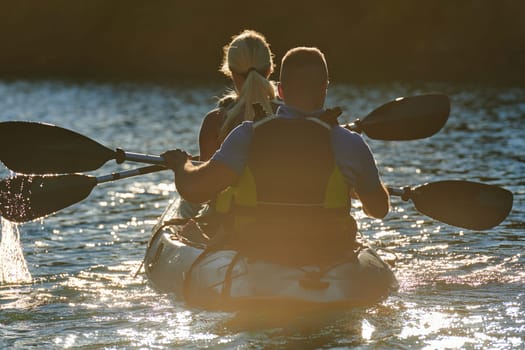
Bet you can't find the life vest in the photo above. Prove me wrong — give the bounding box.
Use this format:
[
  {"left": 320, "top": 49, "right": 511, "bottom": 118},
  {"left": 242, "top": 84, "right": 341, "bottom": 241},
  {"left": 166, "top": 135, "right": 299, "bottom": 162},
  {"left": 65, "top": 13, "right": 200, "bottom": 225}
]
[{"left": 215, "top": 116, "right": 356, "bottom": 264}]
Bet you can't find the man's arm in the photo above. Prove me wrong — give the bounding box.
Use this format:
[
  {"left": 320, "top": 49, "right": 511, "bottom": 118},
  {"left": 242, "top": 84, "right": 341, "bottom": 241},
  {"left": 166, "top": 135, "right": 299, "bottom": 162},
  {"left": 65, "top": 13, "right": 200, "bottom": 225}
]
[
  {"left": 333, "top": 127, "right": 390, "bottom": 219},
  {"left": 355, "top": 183, "right": 390, "bottom": 219},
  {"left": 163, "top": 149, "right": 239, "bottom": 203}
]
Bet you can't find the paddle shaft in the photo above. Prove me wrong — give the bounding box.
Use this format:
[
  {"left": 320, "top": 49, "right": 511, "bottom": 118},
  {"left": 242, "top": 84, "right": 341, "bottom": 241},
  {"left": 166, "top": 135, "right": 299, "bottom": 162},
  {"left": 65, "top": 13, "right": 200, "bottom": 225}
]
[
  {"left": 387, "top": 187, "right": 404, "bottom": 197},
  {"left": 96, "top": 164, "right": 167, "bottom": 184},
  {"left": 116, "top": 151, "right": 165, "bottom": 166},
  {"left": 97, "top": 159, "right": 203, "bottom": 184}
]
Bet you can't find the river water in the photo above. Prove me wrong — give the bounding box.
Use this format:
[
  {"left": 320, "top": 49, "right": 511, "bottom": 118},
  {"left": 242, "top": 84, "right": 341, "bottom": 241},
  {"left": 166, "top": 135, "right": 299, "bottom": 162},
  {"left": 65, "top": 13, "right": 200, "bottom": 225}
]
[{"left": 0, "top": 80, "right": 523, "bottom": 349}]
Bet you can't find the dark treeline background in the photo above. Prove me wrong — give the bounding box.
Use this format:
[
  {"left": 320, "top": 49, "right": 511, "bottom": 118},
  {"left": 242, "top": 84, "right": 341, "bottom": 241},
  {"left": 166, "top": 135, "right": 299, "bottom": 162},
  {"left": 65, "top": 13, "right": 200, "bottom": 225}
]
[{"left": 1, "top": 0, "right": 524, "bottom": 85}]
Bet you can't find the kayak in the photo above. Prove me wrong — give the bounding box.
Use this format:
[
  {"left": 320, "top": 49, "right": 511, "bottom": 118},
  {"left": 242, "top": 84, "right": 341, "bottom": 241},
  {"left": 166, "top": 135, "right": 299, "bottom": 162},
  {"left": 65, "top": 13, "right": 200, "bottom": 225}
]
[{"left": 144, "top": 199, "right": 398, "bottom": 310}]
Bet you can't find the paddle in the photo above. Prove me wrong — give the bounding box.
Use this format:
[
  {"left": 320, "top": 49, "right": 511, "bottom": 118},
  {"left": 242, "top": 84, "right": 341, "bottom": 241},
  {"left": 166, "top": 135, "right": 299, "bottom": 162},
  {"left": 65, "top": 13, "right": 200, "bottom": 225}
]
[
  {"left": 0, "top": 165, "right": 512, "bottom": 230},
  {"left": 389, "top": 181, "right": 513, "bottom": 231},
  {"left": 0, "top": 165, "right": 166, "bottom": 223},
  {"left": 0, "top": 94, "right": 449, "bottom": 174},
  {"left": 0, "top": 121, "right": 165, "bottom": 174},
  {"left": 343, "top": 93, "right": 450, "bottom": 140}
]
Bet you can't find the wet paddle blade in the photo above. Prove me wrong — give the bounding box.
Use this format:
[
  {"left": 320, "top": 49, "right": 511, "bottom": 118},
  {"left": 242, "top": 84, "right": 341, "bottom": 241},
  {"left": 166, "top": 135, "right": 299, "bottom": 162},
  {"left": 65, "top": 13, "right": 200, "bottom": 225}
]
[
  {"left": 410, "top": 180, "right": 513, "bottom": 230},
  {"left": 360, "top": 94, "right": 450, "bottom": 140},
  {"left": 0, "top": 174, "right": 97, "bottom": 222},
  {"left": 0, "top": 121, "right": 116, "bottom": 173}
]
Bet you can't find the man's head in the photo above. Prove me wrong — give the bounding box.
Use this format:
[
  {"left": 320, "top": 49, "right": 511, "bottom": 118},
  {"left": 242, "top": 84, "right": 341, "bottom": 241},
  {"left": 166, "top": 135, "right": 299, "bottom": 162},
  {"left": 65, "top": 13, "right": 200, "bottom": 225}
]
[{"left": 278, "top": 47, "right": 329, "bottom": 112}]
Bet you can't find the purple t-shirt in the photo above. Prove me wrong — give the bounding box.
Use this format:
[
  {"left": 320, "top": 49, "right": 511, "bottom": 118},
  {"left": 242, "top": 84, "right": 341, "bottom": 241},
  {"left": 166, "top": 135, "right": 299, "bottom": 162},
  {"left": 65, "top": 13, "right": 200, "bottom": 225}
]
[{"left": 211, "top": 105, "right": 382, "bottom": 194}]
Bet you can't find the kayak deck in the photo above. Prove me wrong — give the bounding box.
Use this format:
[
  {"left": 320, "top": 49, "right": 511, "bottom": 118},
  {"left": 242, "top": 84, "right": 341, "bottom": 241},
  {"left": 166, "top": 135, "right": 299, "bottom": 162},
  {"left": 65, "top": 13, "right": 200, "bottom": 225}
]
[{"left": 144, "top": 199, "right": 398, "bottom": 310}]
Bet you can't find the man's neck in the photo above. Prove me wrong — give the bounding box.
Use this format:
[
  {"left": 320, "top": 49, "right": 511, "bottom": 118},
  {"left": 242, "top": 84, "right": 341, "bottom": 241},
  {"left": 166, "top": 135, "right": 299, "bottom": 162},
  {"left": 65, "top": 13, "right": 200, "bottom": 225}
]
[
  {"left": 283, "top": 99, "right": 323, "bottom": 113},
  {"left": 278, "top": 104, "right": 324, "bottom": 118}
]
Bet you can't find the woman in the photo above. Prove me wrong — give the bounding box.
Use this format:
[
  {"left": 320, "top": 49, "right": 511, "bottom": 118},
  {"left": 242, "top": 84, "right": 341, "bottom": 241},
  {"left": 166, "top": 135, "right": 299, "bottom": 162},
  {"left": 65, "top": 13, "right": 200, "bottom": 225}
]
[
  {"left": 199, "top": 29, "right": 279, "bottom": 161},
  {"left": 176, "top": 30, "right": 278, "bottom": 220}
]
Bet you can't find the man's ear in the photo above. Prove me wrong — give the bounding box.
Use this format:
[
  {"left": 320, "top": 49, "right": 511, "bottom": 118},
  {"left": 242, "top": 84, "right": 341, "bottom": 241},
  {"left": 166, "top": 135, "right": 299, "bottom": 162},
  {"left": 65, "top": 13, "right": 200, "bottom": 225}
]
[{"left": 277, "top": 82, "right": 284, "bottom": 100}]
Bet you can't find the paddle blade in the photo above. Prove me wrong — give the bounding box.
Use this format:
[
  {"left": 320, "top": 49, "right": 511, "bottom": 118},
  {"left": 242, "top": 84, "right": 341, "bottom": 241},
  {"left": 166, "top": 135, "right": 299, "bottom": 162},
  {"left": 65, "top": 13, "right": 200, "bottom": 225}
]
[
  {"left": 0, "top": 121, "right": 116, "bottom": 173},
  {"left": 0, "top": 174, "right": 97, "bottom": 222},
  {"left": 358, "top": 94, "right": 450, "bottom": 140},
  {"left": 409, "top": 180, "right": 513, "bottom": 230}
]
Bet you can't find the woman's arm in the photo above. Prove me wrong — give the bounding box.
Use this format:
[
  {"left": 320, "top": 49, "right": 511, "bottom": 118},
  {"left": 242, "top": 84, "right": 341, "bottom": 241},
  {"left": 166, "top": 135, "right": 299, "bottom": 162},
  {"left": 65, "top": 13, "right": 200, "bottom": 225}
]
[{"left": 198, "top": 110, "right": 222, "bottom": 161}]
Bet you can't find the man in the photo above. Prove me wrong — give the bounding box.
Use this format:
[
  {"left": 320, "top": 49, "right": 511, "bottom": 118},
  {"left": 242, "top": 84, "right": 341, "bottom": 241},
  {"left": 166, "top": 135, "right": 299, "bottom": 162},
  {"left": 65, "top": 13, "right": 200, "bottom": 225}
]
[{"left": 163, "top": 47, "right": 389, "bottom": 264}]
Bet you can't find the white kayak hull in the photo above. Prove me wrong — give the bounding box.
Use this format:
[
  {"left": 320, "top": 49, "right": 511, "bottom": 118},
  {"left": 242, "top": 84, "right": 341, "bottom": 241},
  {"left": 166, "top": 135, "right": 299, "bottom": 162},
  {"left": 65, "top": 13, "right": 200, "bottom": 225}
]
[{"left": 144, "top": 200, "right": 398, "bottom": 309}]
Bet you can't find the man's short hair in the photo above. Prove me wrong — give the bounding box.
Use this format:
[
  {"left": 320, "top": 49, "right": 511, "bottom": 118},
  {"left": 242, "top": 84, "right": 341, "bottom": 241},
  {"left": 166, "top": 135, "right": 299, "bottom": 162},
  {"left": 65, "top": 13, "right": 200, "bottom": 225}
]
[{"left": 279, "top": 47, "right": 329, "bottom": 89}]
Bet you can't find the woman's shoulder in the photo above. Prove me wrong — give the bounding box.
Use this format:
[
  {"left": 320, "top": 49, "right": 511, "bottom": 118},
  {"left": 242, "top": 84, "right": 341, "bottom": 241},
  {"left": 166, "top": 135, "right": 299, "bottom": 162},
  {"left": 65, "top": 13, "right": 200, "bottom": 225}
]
[
  {"left": 204, "top": 106, "right": 223, "bottom": 118},
  {"left": 205, "top": 95, "right": 232, "bottom": 118},
  {"left": 203, "top": 95, "right": 236, "bottom": 121},
  {"left": 202, "top": 108, "right": 224, "bottom": 130}
]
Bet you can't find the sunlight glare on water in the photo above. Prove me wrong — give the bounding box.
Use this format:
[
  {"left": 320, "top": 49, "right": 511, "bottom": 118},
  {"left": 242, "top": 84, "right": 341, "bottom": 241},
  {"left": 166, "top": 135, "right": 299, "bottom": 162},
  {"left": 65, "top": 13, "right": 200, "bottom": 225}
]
[{"left": 0, "top": 219, "right": 31, "bottom": 284}]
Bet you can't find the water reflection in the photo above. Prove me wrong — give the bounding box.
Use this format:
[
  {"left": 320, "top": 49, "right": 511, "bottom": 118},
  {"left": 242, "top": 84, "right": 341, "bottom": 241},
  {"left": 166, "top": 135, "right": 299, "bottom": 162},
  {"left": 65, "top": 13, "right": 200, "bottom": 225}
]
[{"left": 215, "top": 307, "right": 366, "bottom": 348}]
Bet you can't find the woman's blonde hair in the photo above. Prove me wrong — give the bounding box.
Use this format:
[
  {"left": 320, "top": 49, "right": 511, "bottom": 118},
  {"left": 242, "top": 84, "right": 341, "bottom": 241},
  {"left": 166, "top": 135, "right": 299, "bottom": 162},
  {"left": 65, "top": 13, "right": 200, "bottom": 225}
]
[{"left": 219, "top": 29, "right": 276, "bottom": 140}]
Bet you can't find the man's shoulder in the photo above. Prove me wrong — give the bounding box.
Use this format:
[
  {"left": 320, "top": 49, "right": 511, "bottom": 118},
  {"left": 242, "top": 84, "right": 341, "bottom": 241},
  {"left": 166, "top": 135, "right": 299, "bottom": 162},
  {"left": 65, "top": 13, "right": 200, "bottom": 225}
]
[
  {"left": 220, "top": 121, "right": 254, "bottom": 146},
  {"left": 231, "top": 120, "right": 255, "bottom": 134},
  {"left": 331, "top": 126, "right": 373, "bottom": 157},
  {"left": 332, "top": 125, "right": 365, "bottom": 142}
]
